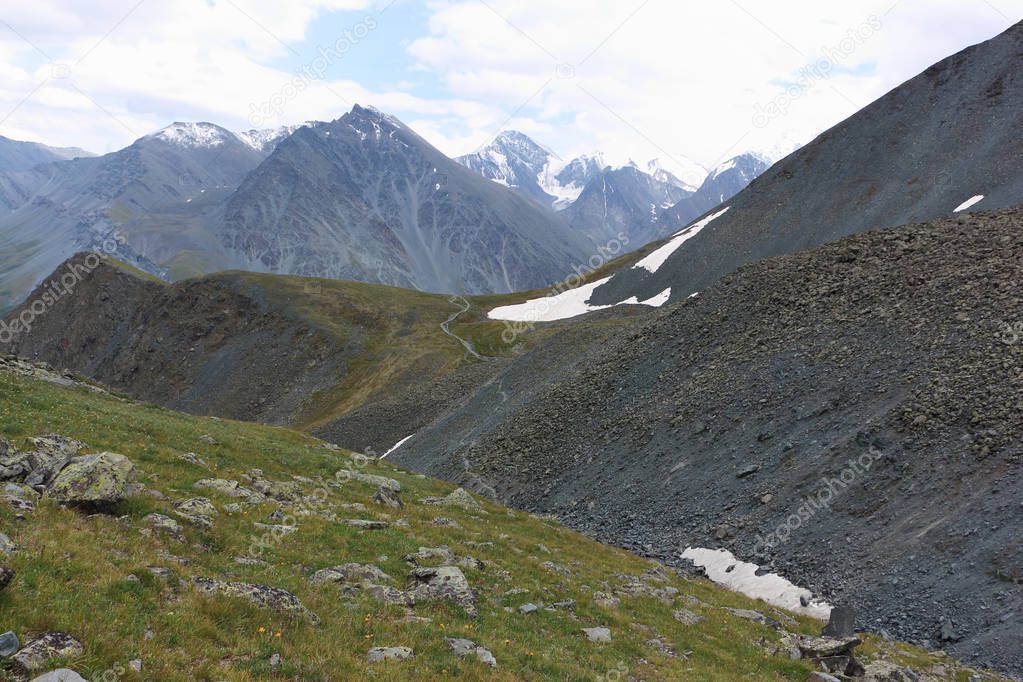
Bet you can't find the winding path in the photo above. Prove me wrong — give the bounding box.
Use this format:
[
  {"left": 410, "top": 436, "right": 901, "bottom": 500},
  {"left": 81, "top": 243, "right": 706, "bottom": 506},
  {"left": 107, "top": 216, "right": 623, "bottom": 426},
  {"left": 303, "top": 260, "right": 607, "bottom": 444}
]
[{"left": 441, "top": 295, "right": 484, "bottom": 360}]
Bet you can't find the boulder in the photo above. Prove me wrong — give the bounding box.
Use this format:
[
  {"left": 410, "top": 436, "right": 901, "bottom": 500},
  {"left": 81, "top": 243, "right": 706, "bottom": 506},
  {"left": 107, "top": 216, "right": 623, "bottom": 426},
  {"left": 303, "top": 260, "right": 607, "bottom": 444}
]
[
  {"left": 367, "top": 646, "right": 413, "bottom": 663},
  {"left": 30, "top": 670, "right": 88, "bottom": 682},
  {"left": 796, "top": 636, "right": 861, "bottom": 659},
  {"left": 372, "top": 485, "right": 403, "bottom": 509},
  {"left": 362, "top": 583, "right": 414, "bottom": 606},
  {"left": 0, "top": 630, "right": 19, "bottom": 656},
  {"left": 673, "top": 609, "right": 704, "bottom": 626},
  {"left": 190, "top": 577, "right": 319, "bottom": 624},
  {"left": 173, "top": 497, "right": 217, "bottom": 528},
  {"left": 582, "top": 627, "right": 612, "bottom": 643},
  {"left": 420, "top": 488, "right": 480, "bottom": 510},
  {"left": 445, "top": 638, "right": 497, "bottom": 667},
  {"left": 406, "top": 566, "right": 476, "bottom": 615},
  {"left": 47, "top": 452, "right": 136, "bottom": 506},
  {"left": 335, "top": 469, "right": 400, "bottom": 492},
  {"left": 309, "top": 563, "right": 391, "bottom": 585},
  {"left": 403, "top": 546, "right": 456, "bottom": 565},
  {"left": 142, "top": 513, "right": 184, "bottom": 538},
  {"left": 861, "top": 662, "right": 921, "bottom": 681},
  {"left": 822, "top": 605, "right": 856, "bottom": 638},
  {"left": 0, "top": 565, "right": 14, "bottom": 591},
  {"left": 0, "top": 531, "right": 16, "bottom": 556},
  {"left": 12, "top": 632, "right": 84, "bottom": 675},
  {"left": 2, "top": 482, "right": 39, "bottom": 512},
  {"left": 345, "top": 519, "right": 389, "bottom": 530},
  {"left": 807, "top": 674, "right": 842, "bottom": 682}
]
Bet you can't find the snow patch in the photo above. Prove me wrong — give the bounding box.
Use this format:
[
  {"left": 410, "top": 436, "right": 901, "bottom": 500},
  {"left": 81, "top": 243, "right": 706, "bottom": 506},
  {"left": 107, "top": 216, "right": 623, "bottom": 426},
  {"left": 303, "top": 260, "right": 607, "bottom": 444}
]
[
  {"left": 488, "top": 280, "right": 673, "bottom": 323},
  {"left": 381, "top": 435, "right": 413, "bottom": 459},
  {"left": 682, "top": 547, "right": 832, "bottom": 619},
  {"left": 954, "top": 195, "right": 984, "bottom": 212},
  {"left": 633, "top": 206, "right": 730, "bottom": 274}
]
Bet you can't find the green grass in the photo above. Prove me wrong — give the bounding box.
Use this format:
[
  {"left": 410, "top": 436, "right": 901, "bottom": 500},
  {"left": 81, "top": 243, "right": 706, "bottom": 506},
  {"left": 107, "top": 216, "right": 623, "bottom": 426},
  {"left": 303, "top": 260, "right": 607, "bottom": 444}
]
[{"left": 0, "top": 370, "right": 990, "bottom": 681}]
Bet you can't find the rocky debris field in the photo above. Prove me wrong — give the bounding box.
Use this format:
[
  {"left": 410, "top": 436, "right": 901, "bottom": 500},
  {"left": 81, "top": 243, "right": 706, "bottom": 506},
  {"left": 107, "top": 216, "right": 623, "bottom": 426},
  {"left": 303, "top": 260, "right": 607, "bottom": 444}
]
[
  {"left": 395, "top": 207, "right": 1023, "bottom": 676},
  {"left": 0, "top": 363, "right": 1004, "bottom": 680}
]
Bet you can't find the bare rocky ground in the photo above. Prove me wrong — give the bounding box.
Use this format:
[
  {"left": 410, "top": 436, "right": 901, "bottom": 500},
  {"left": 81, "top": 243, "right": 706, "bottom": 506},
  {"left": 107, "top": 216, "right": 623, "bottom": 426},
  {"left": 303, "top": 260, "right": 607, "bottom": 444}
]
[{"left": 394, "top": 207, "right": 1023, "bottom": 677}]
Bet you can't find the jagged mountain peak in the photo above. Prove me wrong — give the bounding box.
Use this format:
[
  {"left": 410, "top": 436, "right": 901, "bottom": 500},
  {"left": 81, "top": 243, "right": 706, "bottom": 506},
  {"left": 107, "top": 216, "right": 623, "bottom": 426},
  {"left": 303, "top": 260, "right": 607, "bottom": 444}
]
[{"left": 237, "top": 122, "right": 319, "bottom": 153}]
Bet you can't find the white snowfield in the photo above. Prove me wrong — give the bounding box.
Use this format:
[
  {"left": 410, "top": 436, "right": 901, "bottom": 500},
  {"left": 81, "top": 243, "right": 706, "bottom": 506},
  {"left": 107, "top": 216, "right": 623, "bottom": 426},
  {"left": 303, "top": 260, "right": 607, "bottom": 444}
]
[
  {"left": 954, "top": 195, "right": 985, "bottom": 212},
  {"left": 381, "top": 434, "right": 413, "bottom": 459},
  {"left": 634, "top": 206, "right": 731, "bottom": 274},
  {"left": 682, "top": 547, "right": 832, "bottom": 619},
  {"left": 487, "top": 275, "right": 673, "bottom": 323}
]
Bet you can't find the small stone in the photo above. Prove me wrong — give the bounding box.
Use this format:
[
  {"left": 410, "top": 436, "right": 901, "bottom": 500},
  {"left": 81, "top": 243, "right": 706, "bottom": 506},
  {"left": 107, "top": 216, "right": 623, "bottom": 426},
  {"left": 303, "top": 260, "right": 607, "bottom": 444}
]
[
  {"left": 128, "top": 659, "right": 142, "bottom": 672},
  {"left": 0, "top": 630, "right": 19, "bottom": 656},
  {"left": 143, "top": 513, "right": 183, "bottom": 538},
  {"left": 198, "top": 435, "right": 218, "bottom": 445},
  {"left": 519, "top": 603, "right": 539, "bottom": 614},
  {"left": 190, "top": 577, "right": 319, "bottom": 624},
  {"left": 445, "top": 638, "right": 496, "bottom": 667},
  {"left": 309, "top": 563, "right": 391, "bottom": 585},
  {"left": 345, "top": 519, "right": 389, "bottom": 530},
  {"left": 808, "top": 674, "right": 842, "bottom": 682},
  {"left": 269, "top": 652, "right": 282, "bottom": 668},
  {"left": 0, "top": 566, "right": 14, "bottom": 591},
  {"left": 582, "top": 627, "right": 611, "bottom": 643},
  {"left": 367, "top": 646, "right": 414, "bottom": 663}
]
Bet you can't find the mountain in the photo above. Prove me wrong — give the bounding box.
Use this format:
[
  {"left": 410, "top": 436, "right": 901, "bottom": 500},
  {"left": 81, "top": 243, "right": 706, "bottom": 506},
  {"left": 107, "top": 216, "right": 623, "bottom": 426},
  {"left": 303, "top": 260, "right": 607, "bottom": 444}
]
[
  {"left": 561, "top": 162, "right": 691, "bottom": 245},
  {"left": 658, "top": 153, "right": 773, "bottom": 229},
  {"left": 645, "top": 157, "right": 707, "bottom": 192},
  {"left": 219, "top": 106, "right": 592, "bottom": 294},
  {"left": 0, "top": 122, "right": 270, "bottom": 310},
  {"left": 0, "top": 134, "right": 93, "bottom": 172},
  {"left": 395, "top": 206, "right": 1023, "bottom": 676},
  {"left": 586, "top": 20, "right": 1023, "bottom": 309},
  {"left": 238, "top": 122, "right": 318, "bottom": 153},
  {"left": 455, "top": 131, "right": 564, "bottom": 206}
]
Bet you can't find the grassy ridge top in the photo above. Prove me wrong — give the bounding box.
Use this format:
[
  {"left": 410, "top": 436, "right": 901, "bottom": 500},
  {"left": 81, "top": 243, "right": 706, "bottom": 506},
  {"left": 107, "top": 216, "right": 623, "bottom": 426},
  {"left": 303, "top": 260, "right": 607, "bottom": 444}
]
[{"left": 0, "top": 368, "right": 983, "bottom": 681}]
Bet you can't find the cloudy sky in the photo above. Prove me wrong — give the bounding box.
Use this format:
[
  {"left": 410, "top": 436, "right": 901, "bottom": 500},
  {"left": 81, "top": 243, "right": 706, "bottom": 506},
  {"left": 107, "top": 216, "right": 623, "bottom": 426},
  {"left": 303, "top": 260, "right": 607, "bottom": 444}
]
[{"left": 0, "top": 0, "right": 1019, "bottom": 172}]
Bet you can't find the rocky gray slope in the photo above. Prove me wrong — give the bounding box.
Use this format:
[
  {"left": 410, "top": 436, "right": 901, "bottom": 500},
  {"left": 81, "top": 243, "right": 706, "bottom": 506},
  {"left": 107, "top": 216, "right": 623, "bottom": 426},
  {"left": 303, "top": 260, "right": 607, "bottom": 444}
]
[
  {"left": 589, "top": 20, "right": 1023, "bottom": 309},
  {"left": 394, "top": 207, "right": 1023, "bottom": 676},
  {"left": 220, "top": 107, "right": 592, "bottom": 294}
]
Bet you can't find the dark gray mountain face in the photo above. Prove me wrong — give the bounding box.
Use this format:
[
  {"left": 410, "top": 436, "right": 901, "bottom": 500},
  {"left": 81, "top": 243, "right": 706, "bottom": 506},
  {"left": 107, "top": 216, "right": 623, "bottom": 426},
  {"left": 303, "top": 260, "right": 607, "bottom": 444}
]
[
  {"left": 591, "top": 20, "right": 1023, "bottom": 308},
  {"left": 0, "top": 122, "right": 268, "bottom": 311},
  {"left": 0, "top": 135, "right": 92, "bottom": 172},
  {"left": 394, "top": 207, "right": 1023, "bottom": 676},
  {"left": 220, "top": 106, "right": 592, "bottom": 294},
  {"left": 660, "top": 153, "right": 772, "bottom": 229},
  {"left": 562, "top": 164, "right": 691, "bottom": 245}
]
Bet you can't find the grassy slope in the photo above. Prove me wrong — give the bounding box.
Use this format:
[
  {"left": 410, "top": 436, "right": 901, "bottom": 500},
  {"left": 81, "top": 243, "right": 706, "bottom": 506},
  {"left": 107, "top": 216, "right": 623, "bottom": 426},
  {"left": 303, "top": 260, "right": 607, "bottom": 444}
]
[{"left": 0, "top": 370, "right": 982, "bottom": 681}]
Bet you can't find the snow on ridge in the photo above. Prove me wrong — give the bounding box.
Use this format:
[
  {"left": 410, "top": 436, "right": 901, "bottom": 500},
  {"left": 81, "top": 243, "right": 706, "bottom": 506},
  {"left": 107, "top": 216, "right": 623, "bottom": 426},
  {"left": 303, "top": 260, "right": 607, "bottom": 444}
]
[
  {"left": 633, "top": 206, "right": 731, "bottom": 274},
  {"left": 682, "top": 547, "right": 832, "bottom": 619},
  {"left": 152, "top": 122, "right": 231, "bottom": 149},
  {"left": 953, "top": 195, "right": 985, "bottom": 212},
  {"left": 487, "top": 278, "right": 672, "bottom": 323},
  {"left": 238, "top": 122, "right": 315, "bottom": 152}
]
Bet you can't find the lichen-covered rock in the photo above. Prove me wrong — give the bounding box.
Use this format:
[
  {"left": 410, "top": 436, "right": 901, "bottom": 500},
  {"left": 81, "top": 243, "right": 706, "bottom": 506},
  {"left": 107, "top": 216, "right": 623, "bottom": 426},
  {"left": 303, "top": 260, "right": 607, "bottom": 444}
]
[
  {"left": 582, "top": 627, "right": 612, "bottom": 643},
  {"left": 445, "top": 638, "right": 497, "bottom": 667},
  {"left": 372, "top": 485, "right": 403, "bottom": 508},
  {"left": 673, "top": 609, "right": 703, "bottom": 626},
  {"left": 12, "top": 632, "right": 84, "bottom": 674},
  {"left": 47, "top": 452, "right": 136, "bottom": 506},
  {"left": 29, "top": 668, "right": 88, "bottom": 681},
  {"left": 2, "top": 482, "right": 38, "bottom": 512},
  {"left": 862, "top": 661, "right": 922, "bottom": 681},
  {"left": 420, "top": 487, "right": 480, "bottom": 510},
  {"left": 402, "top": 546, "right": 456, "bottom": 565},
  {"left": 345, "top": 519, "right": 389, "bottom": 530},
  {"left": 173, "top": 497, "right": 216, "bottom": 528},
  {"left": 406, "top": 566, "right": 476, "bottom": 615},
  {"left": 143, "top": 513, "right": 184, "bottom": 538},
  {"left": 334, "top": 469, "right": 400, "bottom": 492},
  {"left": 309, "top": 563, "right": 391, "bottom": 585},
  {"left": 190, "top": 577, "right": 319, "bottom": 624},
  {"left": 367, "top": 646, "right": 413, "bottom": 663}
]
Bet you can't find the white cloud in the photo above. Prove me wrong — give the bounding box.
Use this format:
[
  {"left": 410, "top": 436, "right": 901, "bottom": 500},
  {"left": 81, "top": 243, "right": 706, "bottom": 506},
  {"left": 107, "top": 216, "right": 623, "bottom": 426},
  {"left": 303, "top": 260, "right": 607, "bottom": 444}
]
[{"left": 0, "top": 0, "right": 1018, "bottom": 162}]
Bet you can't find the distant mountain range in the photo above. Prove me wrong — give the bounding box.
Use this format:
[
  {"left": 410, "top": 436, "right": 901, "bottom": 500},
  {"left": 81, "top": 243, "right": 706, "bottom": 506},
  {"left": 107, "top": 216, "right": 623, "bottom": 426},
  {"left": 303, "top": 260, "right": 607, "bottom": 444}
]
[
  {"left": 0, "top": 107, "right": 765, "bottom": 312},
  {"left": 456, "top": 131, "right": 769, "bottom": 248}
]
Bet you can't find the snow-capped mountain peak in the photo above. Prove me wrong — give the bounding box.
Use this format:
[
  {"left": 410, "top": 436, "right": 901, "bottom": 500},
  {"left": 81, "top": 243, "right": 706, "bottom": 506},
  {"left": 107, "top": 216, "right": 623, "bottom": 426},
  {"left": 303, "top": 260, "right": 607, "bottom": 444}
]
[
  {"left": 150, "top": 122, "right": 235, "bottom": 149},
  {"left": 238, "top": 122, "right": 317, "bottom": 154},
  {"left": 646, "top": 157, "right": 707, "bottom": 192}
]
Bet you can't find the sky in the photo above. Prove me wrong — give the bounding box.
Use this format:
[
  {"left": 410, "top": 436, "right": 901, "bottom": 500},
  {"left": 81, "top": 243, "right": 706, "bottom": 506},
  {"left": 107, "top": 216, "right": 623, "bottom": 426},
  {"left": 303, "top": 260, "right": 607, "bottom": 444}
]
[{"left": 0, "top": 0, "right": 1019, "bottom": 173}]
